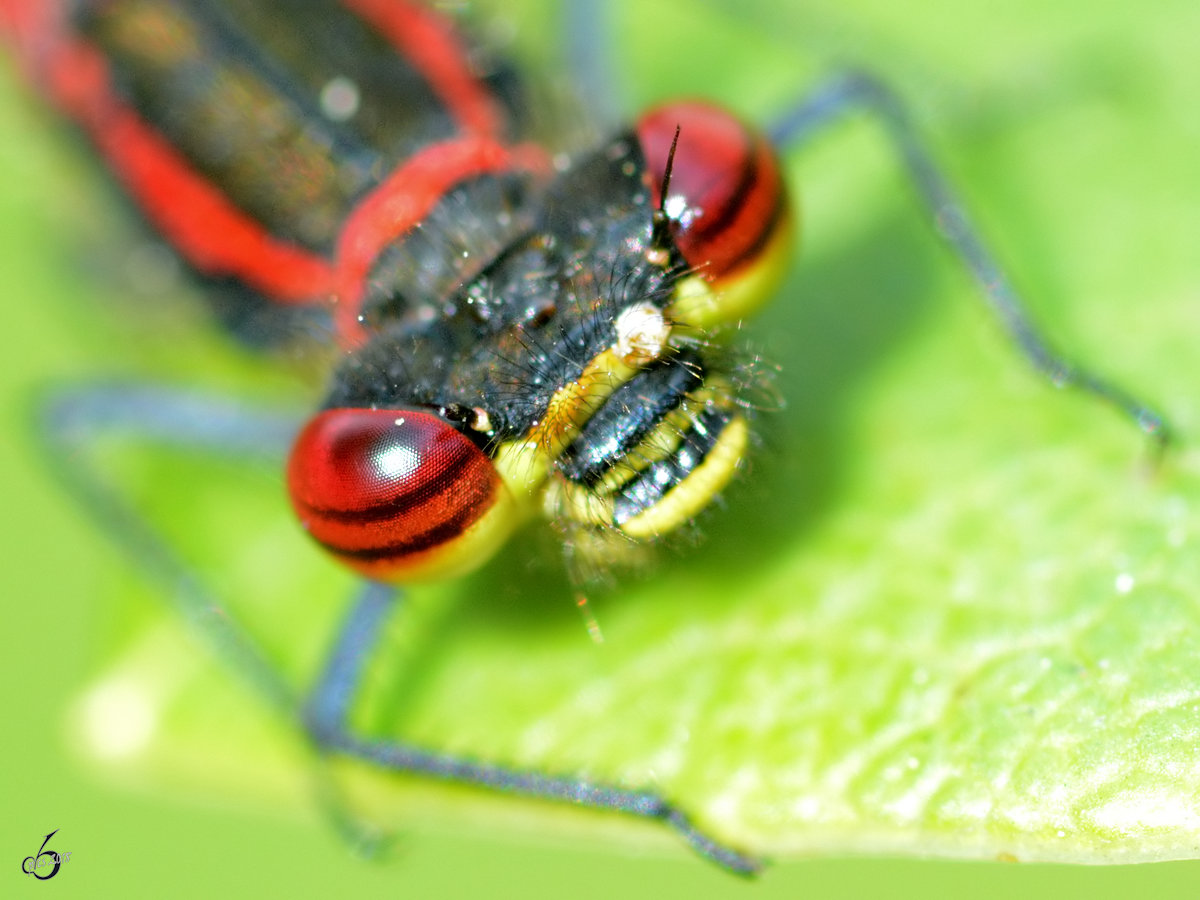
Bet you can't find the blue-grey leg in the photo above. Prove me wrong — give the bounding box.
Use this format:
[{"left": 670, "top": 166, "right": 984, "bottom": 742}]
[
  {"left": 40, "top": 383, "right": 761, "bottom": 873},
  {"left": 40, "top": 382, "right": 395, "bottom": 853},
  {"left": 304, "top": 581, "right": 762, "bottom": 874},
  {"left": 771, "top": 70, "right": 1172, "bottom": 450},
  {"left": 563, "top": 0, "right": 621, "bottom": 122},
  {"left": 37, "top": 383, "right": 303, "bottom": 714}
]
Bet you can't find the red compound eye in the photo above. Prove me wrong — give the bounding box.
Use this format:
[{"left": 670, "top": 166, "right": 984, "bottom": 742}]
[
  {"left": 287, "top": 407, "right": 517, "bottom": 581},
  {"left": 636, "top": 101, "right": 788, "bottom": 285}
]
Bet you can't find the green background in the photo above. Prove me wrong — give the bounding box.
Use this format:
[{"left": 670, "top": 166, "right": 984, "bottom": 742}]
[{"left": 3, "top": 0, "right": 1199, "bottom": 896}]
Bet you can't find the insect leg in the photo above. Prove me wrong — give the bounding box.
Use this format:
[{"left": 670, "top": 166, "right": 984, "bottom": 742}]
[
  {"left": 40, "top": 383, "right": 758, "bottom": 870},
  {"left": 770, "top": 70, "right": 1172, "bottom": 451},
  {"left": 304, "top": 584, "right": 763, "bottom": 875},
  {"left": 37, "top": 383, "right": 303, "bottom": 715},
  {"left": 562, "top": 0, "right": 623, "bottom": 126}
]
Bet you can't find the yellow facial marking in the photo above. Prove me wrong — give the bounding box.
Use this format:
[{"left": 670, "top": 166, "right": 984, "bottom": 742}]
[
  {"left": 491, "top": 305, "right": 676, "bottom": 506},
  {"left": 618, "top": 413, "right": 750, "bottom": 539},
  {"left": 666, "top": 209, "right": 796, "bottom": 329}
]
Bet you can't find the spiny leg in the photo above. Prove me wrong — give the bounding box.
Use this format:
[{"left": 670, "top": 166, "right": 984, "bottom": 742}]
[
  {"left": 304, "top": 582, "right": 763, "bottom": 875},
  {"left": 41, "top": 383, "right": 421, "bottom": 851},
  {"left": 771, "top": 70, "right": 1172, "bottom": 451},
  {"left": 41, "top": 383, "right": 761, "bottom": 871}
]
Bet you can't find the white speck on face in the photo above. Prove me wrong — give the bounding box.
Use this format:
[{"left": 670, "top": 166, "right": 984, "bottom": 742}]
[
  {"left": 612, "top": 301, "right": 670, "bottom": 365},
  {"left": 319, "top": 76, "right": 360, "bottom": 121},
  {"left": 1115, "top": 571, "right": 1135, "bottom": 594},
  {"left": 470, "top": 407, "right": 493, "bottom": 434}
]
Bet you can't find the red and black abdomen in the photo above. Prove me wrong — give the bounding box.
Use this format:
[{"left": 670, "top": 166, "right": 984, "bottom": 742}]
[{"left": 2, "top": 0, "right": 536, "bottom": 336}]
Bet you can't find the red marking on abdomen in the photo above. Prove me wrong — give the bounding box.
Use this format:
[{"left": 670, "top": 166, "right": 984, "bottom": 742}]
[
  {"left": 341, "top": 0, "right": 506, "bottom": 138},
  {"left": 5, "top": 8, "right": 337, "bottom": 304},
  {"left": 333, "top": 137, "right": 550, "bottom": 345}
]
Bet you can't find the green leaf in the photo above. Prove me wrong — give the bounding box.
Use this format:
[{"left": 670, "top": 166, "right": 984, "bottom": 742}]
[{"left": 4, "top": 0, "right": 1198, "bottom": 877}]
